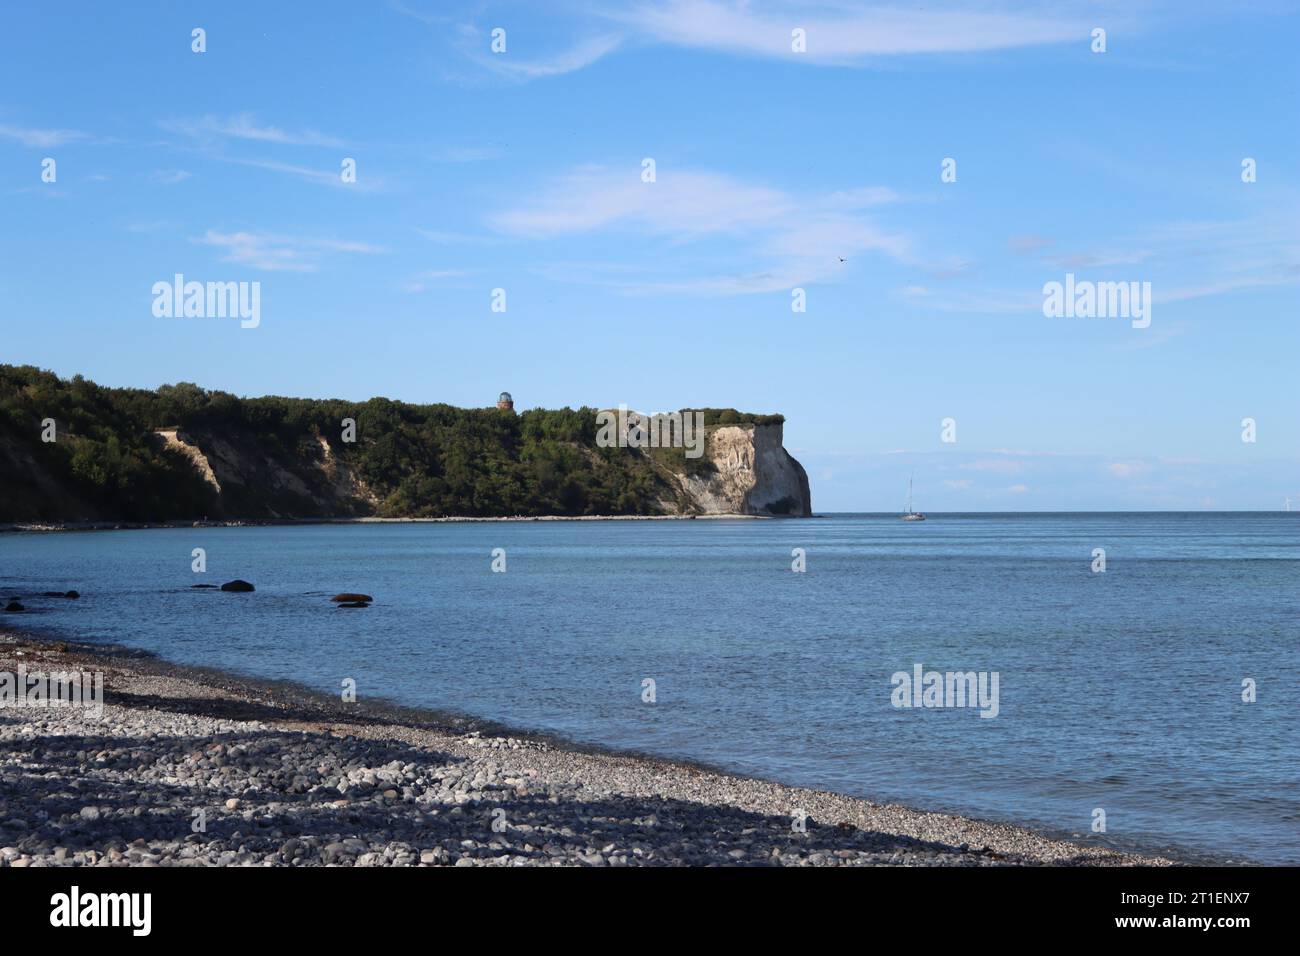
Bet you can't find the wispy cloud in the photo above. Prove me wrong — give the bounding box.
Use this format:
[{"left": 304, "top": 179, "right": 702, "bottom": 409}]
[
  {"left": 1108, "top": 461, "right": 1151, "bottom": 479},
  {"left": 915, "top": 211, "right": 1300, "bottom": 318},
  {"left": 430, "top": 146, "right": 504, "bottom": 163},
  {"left": 1009, "top": 234, "right": 1054, "bottom": 254},
  {"left": 434, "top": 1, "right": 1103, "bottom": 83},
  {"left": 416, "top": 228, "right": 499, "bottom": 245},
  {"left": 1046, "top": 249, "right": 1154, "bottom": 268},
  {"left": 494, "top": 165, "right": 792, "bottom": 238},
  {"left": 471, "top": 32, "right": 623, "bottom": 79},
  {"left": 609, "top": 0, "right": 1094, "bottom": 62},
  {"left": 225, "top": 156, "right": 376, "bottom": 190},
  {"left": 492, "top": 164, "right": 910, "bottom": 293},
  {"left": 402, "top": 269, "right": 470, "bottom": 292},
  {"left": 388, "top": 0, "right": 454, "bottom": 26},
  {"left": 0, "top": 123, "right": 91, "bottom": 148},
  {"left": 161, "top": 113, "right": 345, "bottom": 148},
  {"left": 195, "top": 230, "right": 383, "bottom": 272}
]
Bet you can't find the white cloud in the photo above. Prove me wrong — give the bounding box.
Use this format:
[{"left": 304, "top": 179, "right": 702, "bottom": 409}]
[
  {"left": 161, "top": 113, "right": 344, "bottom": 148},
  {"left": 0, "top": 123, "right": 90, "bottom": 148},
  {"left": 1009, "top": 234, "right": 1053, "bottom": 253},
  {"left": 430, "top": 146, "right": 504, "bottom": 163},
  {"left": 493, "top": 165, "right": 791, "bottom": 238},
  {"left": 195, "top": 231, "right": 383, "bottom": 272},
  {"left": 1046, "top": 249, "right": 1154, "bottom": 268},
  {"left": 827, "top": 186, "right": 901, "bottom": 208},
  {"left": 610, "top": 1, "right": 1091, "bottom": 62},
  {"left": 1107, "top": 462, "right": 1151, "bottom": 479},
  {"left": 403, "top": 269, "right": 469, "bottom": 292},
  {"left": 466, "top": 32, "right": 622, "bottom": 79},
  {"left": 226, "top": 156, "right": 363, "bottom": 189},
  {"left": 492, "top": 164, "right": 910, "bottom": 293},
  {"left": 421, "top": 1, "right": 1103, "bottom": 82},
  {"left": 416, "top": 228, "right": 498, "bottom": 245}
]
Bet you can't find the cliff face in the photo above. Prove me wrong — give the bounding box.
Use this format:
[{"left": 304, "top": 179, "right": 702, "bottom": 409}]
[
  {"left": 666, "top": 423, "right": 812, "bottom": 517},
  {"left": 150, "top": 427, "right": 380, "bottom": 519},
  {"left": 158, "top": 420, "right": 812, "bottom": 519}
]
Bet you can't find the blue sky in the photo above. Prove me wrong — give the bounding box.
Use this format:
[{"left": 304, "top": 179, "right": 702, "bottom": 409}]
[{"left": 1, "top": 1, "right": 1297, "bottom": 510}]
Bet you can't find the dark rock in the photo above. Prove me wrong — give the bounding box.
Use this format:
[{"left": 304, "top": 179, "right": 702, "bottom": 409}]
[
  {"left": 220, "top": 580, "right": 255, "bottom": 592},
  {"left": 4, "top": 601, "right": 24, "bottom": 612},
  {"left": 336, "top": 601, "right": 370, "bottom": 609},
  {"left": 331, "top": 593, "right": 374, "bottom": 603}
]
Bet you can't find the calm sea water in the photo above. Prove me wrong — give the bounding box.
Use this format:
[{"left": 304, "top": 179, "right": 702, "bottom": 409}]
[{"left": 2, "top": 514, "right": 1296, "bottom": 864}]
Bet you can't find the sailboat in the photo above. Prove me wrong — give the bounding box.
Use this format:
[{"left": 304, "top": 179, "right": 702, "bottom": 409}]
[{"left": 901, "top": 474, "right": 925, "bottom": 521}]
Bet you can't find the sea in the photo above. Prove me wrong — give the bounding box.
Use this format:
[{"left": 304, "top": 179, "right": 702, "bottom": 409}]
[{"left": 2, "top": 512, "right": 1296, "bottom": 864}]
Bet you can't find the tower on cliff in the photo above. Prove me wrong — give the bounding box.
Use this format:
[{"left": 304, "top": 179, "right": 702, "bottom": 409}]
[{"left": 496, "top": 391, "right": 514, "bottom": 411}]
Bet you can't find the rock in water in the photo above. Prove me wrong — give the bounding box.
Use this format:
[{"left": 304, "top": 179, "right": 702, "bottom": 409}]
[
  {"left": 331, "top": 593, "right": 374, "bottom": 603},
  {"left": 220, "top": 580, "right": 255, "bottom": 592},
  {"left": 4, "top": 601, "right": 24, "bottom": 612},
  {"left": 336, "top": 602, "right": 370, "bottom": 609}
]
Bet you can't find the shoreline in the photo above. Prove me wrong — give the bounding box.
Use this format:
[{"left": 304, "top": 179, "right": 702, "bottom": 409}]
[
  {"left": 0, "top": 514, "right": 776, "bottom": 534},
  {"left": 0, "top": 628, "right": 1180, "bottom": 867}
]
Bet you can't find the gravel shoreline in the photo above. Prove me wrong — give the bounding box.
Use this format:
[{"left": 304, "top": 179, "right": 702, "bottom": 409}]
[{"left": 0, "top": 630, "right": 1172, "bottom": 867}]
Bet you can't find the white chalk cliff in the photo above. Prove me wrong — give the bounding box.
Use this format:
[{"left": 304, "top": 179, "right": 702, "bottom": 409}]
[{"left": 653, "top": 422, "right": 813, "bottom": 517}]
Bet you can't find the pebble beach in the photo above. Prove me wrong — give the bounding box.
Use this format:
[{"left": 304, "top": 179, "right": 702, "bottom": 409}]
[{"left": 0, "top": 630, "right": 1170, "bottom": 867}]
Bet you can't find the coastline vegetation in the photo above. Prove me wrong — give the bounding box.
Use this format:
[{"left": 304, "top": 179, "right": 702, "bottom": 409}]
[{"left": 0, "top": 365, "right": 782, "bottom": 522}]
